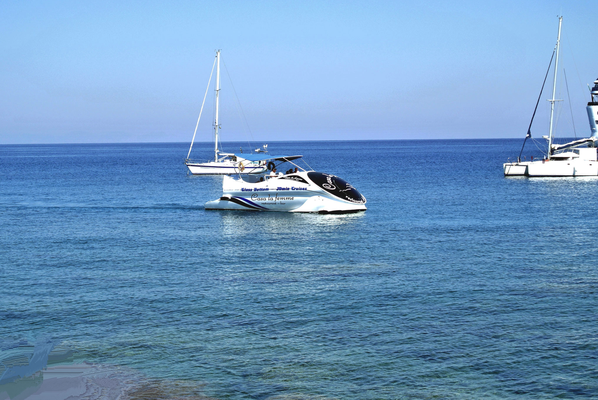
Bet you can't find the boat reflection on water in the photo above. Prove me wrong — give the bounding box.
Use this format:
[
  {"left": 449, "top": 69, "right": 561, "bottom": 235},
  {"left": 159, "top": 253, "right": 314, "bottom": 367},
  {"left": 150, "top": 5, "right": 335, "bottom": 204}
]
[{"left": 218, "top": 206, "right": 365, "bottom": 238}]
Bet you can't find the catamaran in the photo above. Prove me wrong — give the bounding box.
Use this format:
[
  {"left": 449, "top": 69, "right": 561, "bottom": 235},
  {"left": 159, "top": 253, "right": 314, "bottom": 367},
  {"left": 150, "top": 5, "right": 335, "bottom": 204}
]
[
  {"left": 503, "top": 16, "right": 598, "bottom": 177},
  {"left": 184, "top": 50, "right": 269, "bottom": 175}
]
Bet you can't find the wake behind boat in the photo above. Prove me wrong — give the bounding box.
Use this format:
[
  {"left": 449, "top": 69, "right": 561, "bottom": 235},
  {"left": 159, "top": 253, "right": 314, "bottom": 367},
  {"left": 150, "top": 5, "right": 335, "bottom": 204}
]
[
  {"left": 205, "top": 155, "right": 367, "bottom": 213},
  {"left": 504, "top": 17, "right": 598, "bottom": 177},
  {"left": 184, "top": 50, "right": 270, "bottom": 175}
]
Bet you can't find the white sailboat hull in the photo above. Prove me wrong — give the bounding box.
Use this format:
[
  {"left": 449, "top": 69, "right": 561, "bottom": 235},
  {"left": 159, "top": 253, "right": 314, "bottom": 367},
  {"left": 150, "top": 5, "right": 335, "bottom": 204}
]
[
  {"left": 504, "top": 158, "right": 598, "bottom": 177},
  {"left": 205, "top": 172, "right": 367, "bottom": 213},
  {"left": 503, "top": 162, "right": 530, "bottom": 176},
  {"left": 186, "top": 160, "right": 267, "bottom": 175},
  {"left": 528, "top": 159, "right": 598, "bottom": 176}
]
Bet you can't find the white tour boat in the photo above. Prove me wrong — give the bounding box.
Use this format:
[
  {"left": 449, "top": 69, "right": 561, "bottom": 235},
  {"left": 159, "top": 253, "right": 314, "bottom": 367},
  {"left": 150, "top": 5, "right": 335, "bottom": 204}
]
[
  {"left": 503, "top": 17, "right": 598, "bottom": 177},
  {"left": 205, "top": 156, "right": 367, "bottom": 213},
  {"left": 185, "top": 50, "right": 269, "bottom": 175}
]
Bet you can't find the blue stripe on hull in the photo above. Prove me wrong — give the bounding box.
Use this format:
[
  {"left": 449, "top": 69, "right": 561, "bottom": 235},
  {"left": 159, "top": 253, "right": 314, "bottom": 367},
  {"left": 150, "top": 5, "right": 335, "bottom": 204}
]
[{"left": 222, "top": 196, "right": 269, "bottom": 210}]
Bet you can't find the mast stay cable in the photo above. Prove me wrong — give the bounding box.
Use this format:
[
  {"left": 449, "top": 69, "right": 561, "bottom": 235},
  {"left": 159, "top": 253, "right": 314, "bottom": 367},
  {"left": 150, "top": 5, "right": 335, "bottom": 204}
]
[
  {"left": 518, "top": 49, "right": 555, "bottom": 161},
  {"left": 186, "top": 56, "right": 217, "bottom": 161}
]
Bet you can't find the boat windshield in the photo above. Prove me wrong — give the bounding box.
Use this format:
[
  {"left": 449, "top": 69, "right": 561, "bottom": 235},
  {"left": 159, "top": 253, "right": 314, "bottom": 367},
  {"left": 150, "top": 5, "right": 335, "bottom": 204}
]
[{"left": 307, "top": 172, "right": 366, "bottom": 204}]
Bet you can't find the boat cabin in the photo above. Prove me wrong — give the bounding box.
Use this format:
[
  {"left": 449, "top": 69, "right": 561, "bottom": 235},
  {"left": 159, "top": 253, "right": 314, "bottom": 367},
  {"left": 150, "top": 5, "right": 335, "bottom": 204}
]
[{"left": 551, "top": 147, "right": 597, "bottom": 161}]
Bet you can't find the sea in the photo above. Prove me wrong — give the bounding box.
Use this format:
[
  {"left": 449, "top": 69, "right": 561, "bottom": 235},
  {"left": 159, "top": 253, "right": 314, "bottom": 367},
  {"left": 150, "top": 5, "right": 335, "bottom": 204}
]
[{"left": 1, "top": 139, "right": 597, "bottom": 399}]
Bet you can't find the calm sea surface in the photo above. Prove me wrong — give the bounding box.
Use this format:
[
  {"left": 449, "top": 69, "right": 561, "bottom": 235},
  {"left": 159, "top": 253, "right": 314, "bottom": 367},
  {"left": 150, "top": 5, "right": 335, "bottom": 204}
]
[{"left": 1, "top": 140, "right": 597, "bottom": 399}]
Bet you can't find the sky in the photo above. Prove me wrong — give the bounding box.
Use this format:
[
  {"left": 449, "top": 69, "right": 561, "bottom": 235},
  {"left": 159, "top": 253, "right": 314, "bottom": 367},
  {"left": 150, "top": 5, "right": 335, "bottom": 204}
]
[{"left": 1, "top": 0, "right": 596, "bottom": 144}]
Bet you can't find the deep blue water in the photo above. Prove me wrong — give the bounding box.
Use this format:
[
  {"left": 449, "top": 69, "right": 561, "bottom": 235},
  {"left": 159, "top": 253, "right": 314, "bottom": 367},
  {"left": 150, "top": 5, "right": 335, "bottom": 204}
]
[{"left": 1, "top": 140, "right": 598, "bottom": 399}]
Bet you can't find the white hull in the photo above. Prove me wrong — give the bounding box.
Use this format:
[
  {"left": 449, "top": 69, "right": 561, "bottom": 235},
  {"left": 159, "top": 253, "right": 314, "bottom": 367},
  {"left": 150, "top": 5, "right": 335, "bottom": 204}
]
[
  {"left": 504, "top": 158, "right": 598, "bottom": 177},
  {"left": 503, "top": 162, "right": 530, "bottom": 176},
  {"left": 205, "top": 171, "right": 367, "bottom": 213},
  {"left": 186, "top": 160, "right": 267, "bottom": 175}
]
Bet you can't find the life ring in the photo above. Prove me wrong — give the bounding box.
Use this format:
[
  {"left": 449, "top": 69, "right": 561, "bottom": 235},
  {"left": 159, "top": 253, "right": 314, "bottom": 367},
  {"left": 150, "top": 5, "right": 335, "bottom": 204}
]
[
  {"left": 267, "top": 161, "right": 275, "bottom": 171},
  {"left": 239, "top": 162, "right": 245, "bottom": 172}
]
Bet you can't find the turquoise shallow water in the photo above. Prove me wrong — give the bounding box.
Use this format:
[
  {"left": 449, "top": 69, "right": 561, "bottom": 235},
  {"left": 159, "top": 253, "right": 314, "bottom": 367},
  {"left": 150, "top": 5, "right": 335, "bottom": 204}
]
[{"left": 1, "top": 140, "right": 598, "bottom": 399}]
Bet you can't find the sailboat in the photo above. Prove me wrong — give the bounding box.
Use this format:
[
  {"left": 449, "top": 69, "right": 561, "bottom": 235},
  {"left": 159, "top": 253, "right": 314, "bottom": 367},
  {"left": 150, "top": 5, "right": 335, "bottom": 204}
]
[
  {"left": 503, "top": 17, "right": 598, "bottom": 177},
  {"left": 184, "top": 50, "right": 269, "bottom": 175}
]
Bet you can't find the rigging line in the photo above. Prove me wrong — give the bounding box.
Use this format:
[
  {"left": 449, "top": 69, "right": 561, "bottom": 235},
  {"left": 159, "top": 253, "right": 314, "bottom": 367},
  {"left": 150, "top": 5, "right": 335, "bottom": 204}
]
[
  {"left": 530, "top": 137, "right": 547, "bottom": 157},
  {"left": 563, "top": 31, "right": 586, "bottom": 100},
  {"left": 213, "top": 87, "right": 224, "bottom": 155},
  {"left": 187, "top": 56, "right": 217, "bottom": 160},
  {"left": 563, "top": 69, "right": 578, "bottom": 138},
  {"left": 222, "top": 58, "right": 256, "bottom": 151},
  {"left": 208, "top": 73, "right": 225, "bottom": 156},
  {"left": 554, "top": 97, "right": 563, "bottom": 143},
  {"left": 210, "top": 80, "right": 224, "bottom": 154},
  {"left": 300, "top": 158, "right": 315, "bottom": 172},
  {"left": 518, "top": 49, "right": 556, "bottom": 161},
  {"left": 280, "top": 158, "right": 309, "bottom": 172},
  {"left": 552, "top": 78, "right": 565, "bottom": 145}
]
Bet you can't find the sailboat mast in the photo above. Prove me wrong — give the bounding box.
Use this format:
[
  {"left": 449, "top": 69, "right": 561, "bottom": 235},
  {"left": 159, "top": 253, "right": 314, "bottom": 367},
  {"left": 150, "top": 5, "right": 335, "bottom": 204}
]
[
  {"left": 214, "top": 50, "right": 221, "bottom": 162},
  {"left": 547, "top": 17, "right": 562, "bottom": 157}
]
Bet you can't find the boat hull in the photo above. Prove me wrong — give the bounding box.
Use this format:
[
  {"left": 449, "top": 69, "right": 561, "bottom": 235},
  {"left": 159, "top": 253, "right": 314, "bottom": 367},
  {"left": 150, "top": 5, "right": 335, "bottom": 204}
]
[
  {"left": 503, "top": 162, "right": 529, "bottom": 176},
  {"left": 205, "top": 194, "right": 365, "bottom": 213},
  {"left": 186, "top": 161, "right": 267, "bottom": 175},
  {"left": 504, "top": 159, "right": 598, "bottom": 177},
  {"left": 205, "top": 172, "right": 367, "bottom": 213}
]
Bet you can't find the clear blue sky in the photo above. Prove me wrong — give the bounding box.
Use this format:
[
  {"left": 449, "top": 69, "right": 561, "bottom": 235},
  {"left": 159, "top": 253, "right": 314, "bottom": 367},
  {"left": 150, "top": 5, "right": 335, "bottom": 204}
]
[{"left": 1, "top": 0, "right": 596, "bottom": 144}]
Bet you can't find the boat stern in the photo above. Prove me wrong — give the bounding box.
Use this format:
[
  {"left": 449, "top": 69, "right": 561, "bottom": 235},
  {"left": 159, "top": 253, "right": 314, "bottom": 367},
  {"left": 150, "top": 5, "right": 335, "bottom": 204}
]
[{"left": 503, "top": 162, "right": 529, "bottom": 176}]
